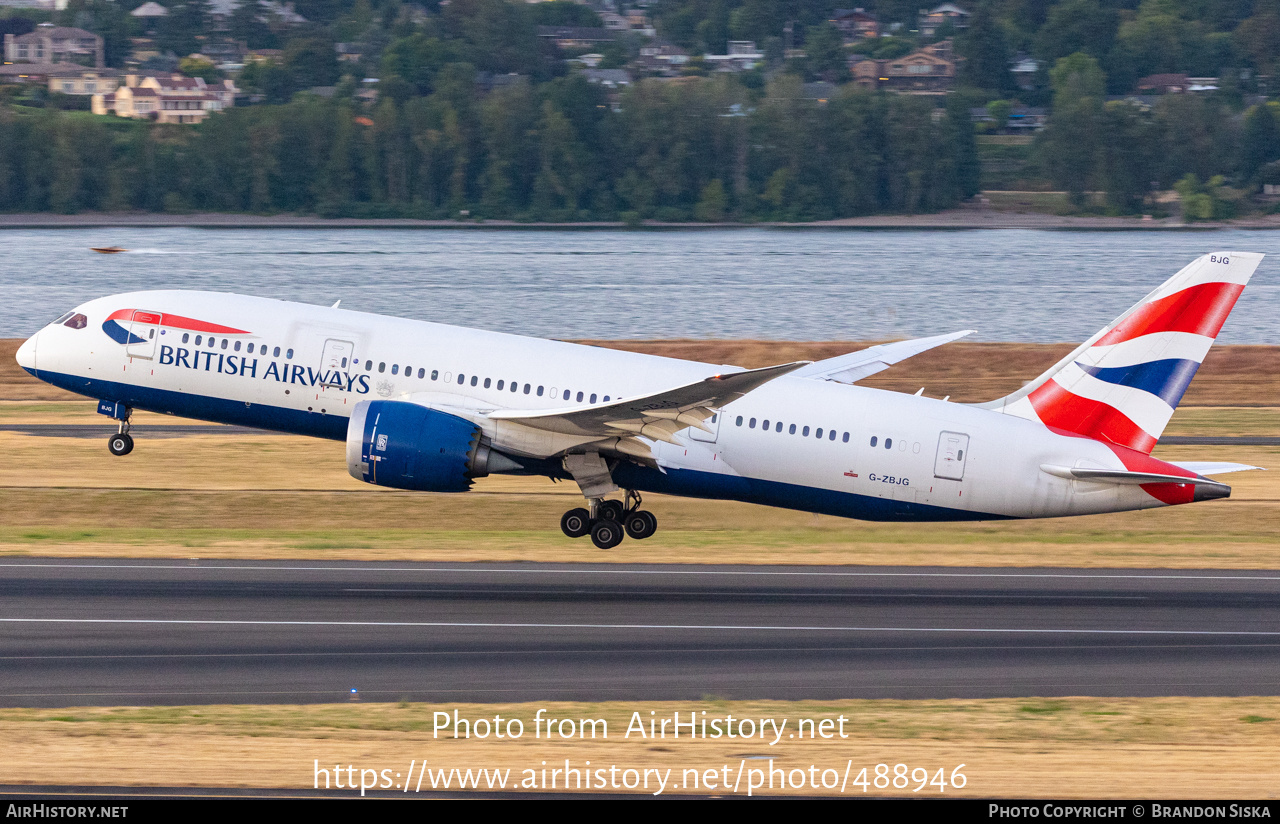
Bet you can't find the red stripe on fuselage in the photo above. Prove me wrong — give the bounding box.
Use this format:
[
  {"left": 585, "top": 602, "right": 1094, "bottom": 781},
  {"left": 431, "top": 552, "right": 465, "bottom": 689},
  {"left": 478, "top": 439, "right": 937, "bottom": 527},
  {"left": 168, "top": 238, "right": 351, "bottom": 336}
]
[
  {"left": 1096, "top": 282, "right": 1245, "bottom": 346},
  {"left": 105, "top": 308, "right": 248, "bottom": 335},
  {"left": 1028, "top": 380, "right": 1157, "bottom": 454}
]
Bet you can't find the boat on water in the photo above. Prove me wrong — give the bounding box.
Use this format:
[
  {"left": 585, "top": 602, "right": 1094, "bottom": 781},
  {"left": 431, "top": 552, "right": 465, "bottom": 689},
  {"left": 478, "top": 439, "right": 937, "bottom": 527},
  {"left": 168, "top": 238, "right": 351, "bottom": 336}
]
[{"left": 90, "top": 247, "right": 128, "bottom": 254}]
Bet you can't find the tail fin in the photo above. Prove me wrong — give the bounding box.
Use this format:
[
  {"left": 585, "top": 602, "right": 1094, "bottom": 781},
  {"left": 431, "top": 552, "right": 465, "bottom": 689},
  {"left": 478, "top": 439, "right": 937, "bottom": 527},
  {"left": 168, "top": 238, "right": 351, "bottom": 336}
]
[{"left": 979, "top": 252, "right": 1263, "bottom": 454}]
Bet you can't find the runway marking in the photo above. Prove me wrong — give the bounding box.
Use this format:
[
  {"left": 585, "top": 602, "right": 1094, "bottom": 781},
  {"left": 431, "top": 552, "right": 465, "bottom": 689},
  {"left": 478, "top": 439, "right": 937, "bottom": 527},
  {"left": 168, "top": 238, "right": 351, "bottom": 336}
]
[
  {"left": 3, "top": 562, "right": 1280, "bottom": 582},
  {"left": 4, "top": 643, "right": 1280, "bottom": 661},
  {"left": 2, "top": 618, "right": 1279, "bottom": 635}
]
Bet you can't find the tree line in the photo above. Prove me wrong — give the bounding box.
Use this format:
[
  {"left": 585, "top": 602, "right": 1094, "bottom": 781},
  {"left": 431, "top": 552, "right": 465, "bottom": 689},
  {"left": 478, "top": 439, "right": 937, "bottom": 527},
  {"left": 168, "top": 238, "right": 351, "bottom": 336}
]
[{"left": 0, "top": 75, "right": 980, "bottom": 220}]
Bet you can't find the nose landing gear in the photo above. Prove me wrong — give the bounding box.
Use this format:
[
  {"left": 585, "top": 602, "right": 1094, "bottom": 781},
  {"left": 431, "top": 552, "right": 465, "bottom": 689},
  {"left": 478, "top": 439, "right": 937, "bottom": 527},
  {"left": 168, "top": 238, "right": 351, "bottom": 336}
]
[{"left": 107, "top": 417, "right": 134, "bottom": 456}]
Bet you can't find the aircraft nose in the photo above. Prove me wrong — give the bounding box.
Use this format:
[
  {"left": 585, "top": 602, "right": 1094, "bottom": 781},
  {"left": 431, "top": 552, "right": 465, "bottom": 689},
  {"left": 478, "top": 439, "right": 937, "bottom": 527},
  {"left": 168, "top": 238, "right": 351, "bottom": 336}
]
[{"left": 15, "top": 334, "right": 37, "bottom": 374}]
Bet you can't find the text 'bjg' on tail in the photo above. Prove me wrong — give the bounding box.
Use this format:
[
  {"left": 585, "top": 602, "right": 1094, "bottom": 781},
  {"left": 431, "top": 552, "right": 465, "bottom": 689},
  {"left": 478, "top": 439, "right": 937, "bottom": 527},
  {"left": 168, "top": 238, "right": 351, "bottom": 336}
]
[{"left": 980, "top": 251, "right": 1264, "bottom": 454}]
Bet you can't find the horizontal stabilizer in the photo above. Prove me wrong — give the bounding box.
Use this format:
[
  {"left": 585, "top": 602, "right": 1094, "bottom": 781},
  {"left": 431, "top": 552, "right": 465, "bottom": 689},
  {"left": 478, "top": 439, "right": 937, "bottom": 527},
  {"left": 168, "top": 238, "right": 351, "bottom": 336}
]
[
  {"left": 489, "top": 361, "right": 810, "bottom": 440},
  {"left": 1041, "top": 464, "right": 1222, "bottom": 486},
  {"left": 789, "top": 331, "right": 974, "bottom": 385},
  {"left": 1168, "top": 461, "right": 1263, "bottom": 476}
]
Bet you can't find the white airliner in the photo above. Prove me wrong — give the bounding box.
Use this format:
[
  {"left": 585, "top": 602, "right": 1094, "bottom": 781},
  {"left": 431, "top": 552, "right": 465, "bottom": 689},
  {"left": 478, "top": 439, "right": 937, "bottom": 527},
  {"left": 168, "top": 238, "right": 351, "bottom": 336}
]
[{"left": 14, "top": 252, "right": 1264, "bottom": 548}]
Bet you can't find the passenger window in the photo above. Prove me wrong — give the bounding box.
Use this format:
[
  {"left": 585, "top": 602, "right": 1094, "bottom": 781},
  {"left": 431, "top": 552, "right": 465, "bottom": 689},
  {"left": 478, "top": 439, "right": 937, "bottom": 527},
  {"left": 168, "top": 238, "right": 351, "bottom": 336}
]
[
  {"left": 885, "top": 438, "right": 892, "bottom": 449},
  {"left": 789, "top": 423, "right": 796, "bottom": 434},
  {"left": 286, "top": 349, "right": 293, "bottom": 359},
  {"left": 589, "top": 393, "right": 597, "bottom": 403},
  {"left": 497, "top": 379, "right": 504, "bottom": 390},
  {"left": 209, "top": 338, "right": 216, "bottom": 347},
  {"left": 870, "top": 436, "right": 877, "bottom": 446},
  {"left": 763, "top": 419, "right": 770, "bottom": 430},
  {"left": 537, "top": 386, "right": 544, "bottom": 396},
  {"left": 221, "top": 339, "right": 228, "bottom": 350},
  {"left": 842, "top": 432, "right": 849, "bottom": 443},
  {"left": 432, "top": 370, "right": 438, "bottom": 381},
  {"left": 523, "top": 384, "right": 531, "bottom": 394},
  {"left": 563, "top": 390, "right": 570, "bottom": 401},
  {"left": 195, "top": 335, "right": 203, "bottom": 346},
  {"left": 273, "top": 346, "right": 281, "bottom": 357},
  {"left": 776, "top": 422, "right": 783, "bottom": 433},
  {"left": 183, "top": 333, "right": 190, "bottom": 344},
  {"left": 577, "top": 392, "right": 584, "bottom": 402},
  {"left": 736, "top": 416, "right": 744, "bottom": 426},
  {"left": 234, "top": 341, "right": 242, "bottom": 352},
  {"left": 957, "top": 449, "right": 964, "bottom": 460},
  {"left": 803, "top": 426, "right": 810, "bottom": 436},
  {"left": 511, "top": 381, "right": 518, "bottom": 392},
  {"left": 484, "top": 378, "right": 491, "bottom": 388},
  {"left": 458, "top": 373, "right": 465, "bottom": 383},
  {"left": 419, "top": 368, "right": 425, "bottom": 379},
  {"left": 749, "top": 418, "right": 757, "bottom": 429},
  {"left": 471, "top": 376, "right": 478, "bottom": 387},
  {"left": 603, "top": 396, "right": 609, "bottom": 402},
  {"left": 365, "top": 361, "right": 372, "bottom": 371},
  {"left": 405, "top": 365, "right": 411, "bottom": 375},
  {"left": 379, "top": 363, "right": 386, "bottom": 373},
  {"left": 829, "top": 430, "right": 836, "bottom": 440},
  {"left": 392, "top": 364, "right": 400, "bottom": 375},
  {"left": 816, "top": 428, "right": 823, "bottom": 439}
]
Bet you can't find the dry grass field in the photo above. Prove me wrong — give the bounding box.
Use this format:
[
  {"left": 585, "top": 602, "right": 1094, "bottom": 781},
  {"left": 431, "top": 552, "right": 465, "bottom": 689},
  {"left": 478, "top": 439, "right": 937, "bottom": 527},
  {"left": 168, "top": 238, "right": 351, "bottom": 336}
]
[
  {"left": 4, "top": 699, "right": 1280, "bottom": 797},
  {"left": 3, "top": 339, "right": 1279, "bottom": 797}
]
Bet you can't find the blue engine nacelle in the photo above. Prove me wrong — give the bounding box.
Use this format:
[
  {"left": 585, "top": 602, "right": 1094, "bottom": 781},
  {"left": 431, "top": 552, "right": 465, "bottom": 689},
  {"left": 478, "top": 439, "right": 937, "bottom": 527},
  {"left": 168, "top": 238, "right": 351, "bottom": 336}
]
[{"left": 346, "top": 400, "right": 489, "bottom": 492}]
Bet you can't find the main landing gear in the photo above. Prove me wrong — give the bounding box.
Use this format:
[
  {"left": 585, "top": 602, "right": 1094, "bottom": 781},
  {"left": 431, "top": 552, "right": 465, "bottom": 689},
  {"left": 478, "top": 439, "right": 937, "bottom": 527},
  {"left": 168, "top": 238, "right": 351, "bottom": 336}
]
[
  {"left": 560, "top": 490, "right": 658, "bottom": 549},
  {"left": 107, "top": 417, "right": 134, "bottom": 456}
]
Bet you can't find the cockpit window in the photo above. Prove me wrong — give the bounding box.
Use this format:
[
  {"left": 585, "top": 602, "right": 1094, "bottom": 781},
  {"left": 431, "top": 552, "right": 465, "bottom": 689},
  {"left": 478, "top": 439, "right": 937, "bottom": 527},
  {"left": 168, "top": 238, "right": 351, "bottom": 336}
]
[
  {"left": 63, "top": 313, "right": 87, "bottom": 329},
  {"left": 51, "top": 312, "right": 75, "bottom": 326}
]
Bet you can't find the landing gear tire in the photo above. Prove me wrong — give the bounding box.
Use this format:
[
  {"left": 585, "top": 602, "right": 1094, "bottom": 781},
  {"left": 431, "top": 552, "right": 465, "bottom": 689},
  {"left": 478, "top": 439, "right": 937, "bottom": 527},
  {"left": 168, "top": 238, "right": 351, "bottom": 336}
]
[
  {"left": 590, "top": 519, "right": 624, "bottom": 550},
  {"left": 624, "top": 510, "right": 657, "bottom": 540},
  {"left": 108, "top": 432, "right": 134, "bottom": 456},
  {"left": 597, "top": 499, "right": 625, "bottom": 523},
  {"left": 560, "top": 508, "right": 592, "bottom": 539}
]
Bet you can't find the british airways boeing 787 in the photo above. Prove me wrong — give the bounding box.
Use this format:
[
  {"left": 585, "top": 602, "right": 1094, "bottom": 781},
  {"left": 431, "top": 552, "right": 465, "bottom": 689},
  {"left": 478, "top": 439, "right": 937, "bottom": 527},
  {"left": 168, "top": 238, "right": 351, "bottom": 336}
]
[{"left": 14, "top": 251, "right": 1263, "bottom": 548}]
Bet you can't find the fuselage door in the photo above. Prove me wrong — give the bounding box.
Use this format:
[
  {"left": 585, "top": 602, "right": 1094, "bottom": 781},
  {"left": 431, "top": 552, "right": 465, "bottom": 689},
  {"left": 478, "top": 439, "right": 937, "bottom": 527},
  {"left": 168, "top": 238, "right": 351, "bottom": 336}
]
[
  {"left": 688, "top": 411, "right": 721, "bottom": 443},
  {"left": 320, "top": 339, "right": 354, "bottom": 389},
  {"left": 934, "top": 431, "right": 970, "bottom": 480},
  {"left": 126, "top": 310, "right": 161, "bottom": 360}
]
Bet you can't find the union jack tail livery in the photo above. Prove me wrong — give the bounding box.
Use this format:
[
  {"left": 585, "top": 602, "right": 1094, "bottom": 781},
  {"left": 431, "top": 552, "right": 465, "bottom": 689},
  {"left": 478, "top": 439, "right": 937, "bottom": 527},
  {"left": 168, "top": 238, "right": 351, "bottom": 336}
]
[{"left": 982, "top": 252, "right": 1263, "bottom": 454}]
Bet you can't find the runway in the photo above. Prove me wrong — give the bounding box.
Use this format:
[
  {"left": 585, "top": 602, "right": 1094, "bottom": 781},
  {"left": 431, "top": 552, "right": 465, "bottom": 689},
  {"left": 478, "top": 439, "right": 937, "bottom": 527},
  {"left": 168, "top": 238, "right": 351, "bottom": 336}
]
[{"left": 2, "top": 559, "right": 1279, "bottom": 706}]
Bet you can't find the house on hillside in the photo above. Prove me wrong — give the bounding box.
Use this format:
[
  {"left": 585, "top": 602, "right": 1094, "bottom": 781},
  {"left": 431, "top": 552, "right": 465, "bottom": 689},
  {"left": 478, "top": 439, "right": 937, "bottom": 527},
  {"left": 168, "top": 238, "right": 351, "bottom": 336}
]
[
  {"left": 852, "top": 47, "right": 956, "bottom": 94},
  {"left": 830, "top": 8, "right": 878, "bottom": 43},
  {"left": 918, "top": 3, "right": 969, "bottom": 38},
  {"left": 93, "top": 73, "right": 237, "bottom": 123},
  {"left": 4, "top": 23, "right": 103, "bottom": 68}
]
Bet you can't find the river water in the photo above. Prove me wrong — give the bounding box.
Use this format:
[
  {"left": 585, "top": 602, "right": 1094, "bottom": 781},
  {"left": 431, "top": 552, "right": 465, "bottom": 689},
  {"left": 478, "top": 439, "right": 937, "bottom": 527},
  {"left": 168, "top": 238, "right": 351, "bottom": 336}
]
[{"left": 2, "top": 227, "right": 1277, "bottom": 343}]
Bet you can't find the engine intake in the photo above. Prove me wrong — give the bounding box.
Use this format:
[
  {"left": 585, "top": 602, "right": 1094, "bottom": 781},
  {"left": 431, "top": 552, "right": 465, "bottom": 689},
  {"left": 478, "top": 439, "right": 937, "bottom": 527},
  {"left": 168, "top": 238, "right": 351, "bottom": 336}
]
[{"left": 346, "top": 400, "right": 503, "bottom": 492}]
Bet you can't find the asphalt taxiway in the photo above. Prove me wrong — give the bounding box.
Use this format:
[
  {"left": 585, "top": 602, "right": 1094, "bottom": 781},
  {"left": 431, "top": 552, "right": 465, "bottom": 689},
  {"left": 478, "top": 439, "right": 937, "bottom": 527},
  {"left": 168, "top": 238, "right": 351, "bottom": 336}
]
[{"left": 2, "top": 560, "right": 1279, "bottom": 706}]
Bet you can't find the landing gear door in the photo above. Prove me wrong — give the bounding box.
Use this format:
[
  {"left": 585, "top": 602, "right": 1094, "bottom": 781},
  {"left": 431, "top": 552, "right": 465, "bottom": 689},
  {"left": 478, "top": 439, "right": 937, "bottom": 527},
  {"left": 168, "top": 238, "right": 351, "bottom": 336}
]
[
  {"left": 934, "top": 431, "right": 969, "bottom": 480},
  {"left": 126, "top": 310, "right": 161, "bottom": 360},
  {"left": 320, "top": 339, "right": 354, "bottom": 389},
  {"left": 688, "top": 411, "right": 721, "bottom": 443}
]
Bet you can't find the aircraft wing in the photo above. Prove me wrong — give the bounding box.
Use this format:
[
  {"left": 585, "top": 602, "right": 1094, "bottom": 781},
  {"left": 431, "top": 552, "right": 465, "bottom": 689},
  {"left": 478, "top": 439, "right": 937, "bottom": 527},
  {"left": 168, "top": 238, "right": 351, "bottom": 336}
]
[
  {"left": 488, "top": 361, "right": 809, "bottom": 442},
  {"left": 788, "top": 331, "right": 974, "bottom": 385}
]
